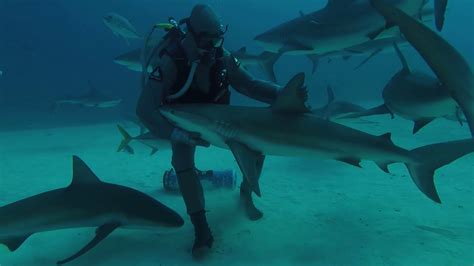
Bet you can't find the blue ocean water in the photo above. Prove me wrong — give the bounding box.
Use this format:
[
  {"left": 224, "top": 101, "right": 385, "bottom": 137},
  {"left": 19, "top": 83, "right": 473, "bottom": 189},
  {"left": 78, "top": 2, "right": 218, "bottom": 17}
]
[{"left": 0, "top": 1, "right": 473, "bottom": 265}]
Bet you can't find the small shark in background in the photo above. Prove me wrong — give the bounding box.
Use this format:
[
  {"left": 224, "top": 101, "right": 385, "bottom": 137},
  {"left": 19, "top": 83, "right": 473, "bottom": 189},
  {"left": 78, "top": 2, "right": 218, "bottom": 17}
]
[
  {"left": 116, "top": 124, "right": 171, "bottom": 155},
  {"left": 370, "top": 0, "right": 474, "bottom": 137},
  {"left": 113, "top": 46, "right": 280, "bottom": 82},
  {"left": 312, "top": 85, "right": 367, "bottom": 120},
  {"left": 103, "top": 12, "right": 142, "bottom": 45},
  {"left": 53, "top": 81, "right": 122, "bottom": 111},
  {"left": 0, "top": 156, "right": 184, "bottom": 265},
  {"left": 343, "top": 43, "right": 465, "bottom": 134},
  {"left": 160, "top": 72, "right": 474, "bottom": 203}
]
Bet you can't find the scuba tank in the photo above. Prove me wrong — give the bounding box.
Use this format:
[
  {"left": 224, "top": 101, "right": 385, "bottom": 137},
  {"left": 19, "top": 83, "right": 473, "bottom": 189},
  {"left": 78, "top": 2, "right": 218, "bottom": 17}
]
[{"left": 140, "top": 17, "right": 186, "bottom": 90}]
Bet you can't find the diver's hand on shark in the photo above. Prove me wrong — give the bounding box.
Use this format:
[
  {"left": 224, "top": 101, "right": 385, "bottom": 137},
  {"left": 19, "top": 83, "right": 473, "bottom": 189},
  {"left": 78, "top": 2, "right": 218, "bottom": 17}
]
[{"left": 170, "top": 128, "right": 210, "bottom": 147}]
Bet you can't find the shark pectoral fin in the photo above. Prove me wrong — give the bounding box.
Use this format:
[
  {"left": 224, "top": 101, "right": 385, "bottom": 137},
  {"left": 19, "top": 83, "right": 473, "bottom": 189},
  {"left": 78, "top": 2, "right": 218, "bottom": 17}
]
[
  {"left": 227, "top": 140, "right": 265, "bottom": 197},
  {"left": 150, "top": 148, "right": 159, "bottom": 155},
  {"left": 57, "top": 222, "right": 120, "bottom": 265},
  {"left": 1, "top": 234, "right": 32, "bottom": 251},
  {"left": 413, "top": 118, "right": 435, "bottom": 134},
  {"left": 337, "top": 157, "right": 362, "bottom": 168},
  {"left": 272, "top": 73, "right": 311, "bottom": 114}
]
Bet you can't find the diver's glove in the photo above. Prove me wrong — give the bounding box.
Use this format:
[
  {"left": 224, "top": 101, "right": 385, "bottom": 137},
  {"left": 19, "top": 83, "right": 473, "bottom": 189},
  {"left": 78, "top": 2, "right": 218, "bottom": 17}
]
[{"left": 170, "top": 128, "right": 210, "bottom": 147}]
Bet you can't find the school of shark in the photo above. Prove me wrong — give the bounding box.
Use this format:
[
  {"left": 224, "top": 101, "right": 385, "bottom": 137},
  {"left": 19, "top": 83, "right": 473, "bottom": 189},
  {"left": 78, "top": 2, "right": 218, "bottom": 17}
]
[{"left": 2, "top": 0, "right": 473, "bottom": 264}]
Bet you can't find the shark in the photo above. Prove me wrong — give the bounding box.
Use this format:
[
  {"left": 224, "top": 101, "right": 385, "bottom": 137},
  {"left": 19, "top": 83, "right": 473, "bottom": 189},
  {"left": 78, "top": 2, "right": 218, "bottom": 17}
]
[
  {"left": 159, "top": 72, "right": 474, "bottom": 204},
  {"left": 117, "top": 124, "right": 171, "bottom": 155},
  {"left": 312, "top": 85, "right": 367, "bottom": 120},
  {"left": 113, "top": 46, "right": 280, "bottom": 82},
  {"left": 343, "top": 43, "right": 465, "bottom": 134},
  {"left": 370, "top": 0, "right": 474, "bottom": 137},
  {"left": 254, "top": 0, "right": 427, "bottom": 56},
  {"left": 53, "top": 81, "right": 122, "bottom": 110},
  {"left": 0, "top": 156, "right": 184, "bottom": 265},
  {"left": 253, "top": 0, "right": 434, "bottom": 79},
  {"left": 103, "top": 12, "right": 142, "bottom": 45}
]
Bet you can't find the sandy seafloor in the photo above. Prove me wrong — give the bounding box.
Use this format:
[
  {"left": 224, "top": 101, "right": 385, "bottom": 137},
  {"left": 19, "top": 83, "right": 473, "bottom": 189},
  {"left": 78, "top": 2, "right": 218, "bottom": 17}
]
[{"left": 0, "top": 105, "right": 473, "bottom": 266}]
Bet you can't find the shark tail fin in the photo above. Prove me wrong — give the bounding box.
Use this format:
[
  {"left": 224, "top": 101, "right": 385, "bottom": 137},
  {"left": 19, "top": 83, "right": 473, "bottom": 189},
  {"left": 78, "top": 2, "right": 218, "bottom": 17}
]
[
  {"left": 258, "top": 52, "right": 281, "bottom": 83},
  {"left": 117, "top": 124, "right": 133, "bottom": 152},
  {"left": 406, "top": 138, "right": 474, "bottom": 203}
]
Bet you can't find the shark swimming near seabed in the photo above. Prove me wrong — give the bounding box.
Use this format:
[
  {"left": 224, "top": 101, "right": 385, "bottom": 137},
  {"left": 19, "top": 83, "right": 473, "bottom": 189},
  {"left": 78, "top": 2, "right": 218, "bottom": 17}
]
[
  {"left": 160, "top": 72, "right": 474, "bottom": 204},
  {"left": 342, "top": 43, "right": 465, "bottom": 134},
  {"left": 312, "top": 85, "right": 367, "bottom": 120},
  {"left": 52, "top": 81, "right": 122, "bottom": 111},
  {"left": 117, "top": 124, "right": 171, "bottom": 155},
  {"left": 0, "top": 156, "right": 184, "bottom": 265},
  {"left": 103, "top": 12, "right": 142, "bottom": 45},
  {"left": 370, "top": 0, "right": 474, "bottom": 137}
]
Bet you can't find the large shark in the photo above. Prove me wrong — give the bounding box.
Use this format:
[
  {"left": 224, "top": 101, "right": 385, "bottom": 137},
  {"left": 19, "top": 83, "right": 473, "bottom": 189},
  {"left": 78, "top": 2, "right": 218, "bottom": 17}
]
[
  {"left": 53, "top": 81, "right": 122, "bottom": 110},
  {"left": 370, "top": 0, "right": 474, "bottom": 137},
  {"left": 117, "top": 124, "right": 171, "bottom": 155},
  {"left": 103, "top": 12, "right": 142, "bottom": 45},
  {"left": 343, "top": 43, "right": 465, "bottom": 134},
  {"left": 159, "top": 73, "right": 474, "bottom": 204},
  {"left": 0, "top": 156, "right": 184, "bottom": 265},
  {"left": 254, "top": 0, "right": 427, "bottom": 56}
]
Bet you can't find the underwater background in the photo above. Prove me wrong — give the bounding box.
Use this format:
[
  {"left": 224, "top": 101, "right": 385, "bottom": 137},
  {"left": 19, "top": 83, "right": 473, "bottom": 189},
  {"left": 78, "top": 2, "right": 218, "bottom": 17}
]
[{"left": 0, "top": 0, "right": 473, "bottom": 265}]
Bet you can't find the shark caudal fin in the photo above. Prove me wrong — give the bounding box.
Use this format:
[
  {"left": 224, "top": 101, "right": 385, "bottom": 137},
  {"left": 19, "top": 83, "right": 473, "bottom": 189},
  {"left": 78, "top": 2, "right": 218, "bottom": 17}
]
[
  {"left": 406, "top": 138, "right": 474, "bottom": 203},
  {"left": 116, "top": 124, "right": 133, "bottom": 152}
]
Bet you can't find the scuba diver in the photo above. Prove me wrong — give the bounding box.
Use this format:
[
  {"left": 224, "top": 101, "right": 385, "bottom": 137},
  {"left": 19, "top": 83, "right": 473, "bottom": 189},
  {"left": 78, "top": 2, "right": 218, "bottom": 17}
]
[{"left": 136, "top": 4, "right": 280, "bottom": 256}]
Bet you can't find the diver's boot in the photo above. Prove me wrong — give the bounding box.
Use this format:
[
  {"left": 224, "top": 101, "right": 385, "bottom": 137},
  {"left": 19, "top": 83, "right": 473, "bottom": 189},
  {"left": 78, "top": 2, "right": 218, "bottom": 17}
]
[
  {"left": 190, "top": 209, "right": 214, "bottom": 257},
  {"left": 240, "top": 181, "right": 263, "bottom": 221}
]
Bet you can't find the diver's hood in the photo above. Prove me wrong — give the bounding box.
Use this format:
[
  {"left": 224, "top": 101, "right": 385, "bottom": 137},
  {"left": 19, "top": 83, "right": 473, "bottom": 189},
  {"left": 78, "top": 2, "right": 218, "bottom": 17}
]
[{"left": 188, "top": 4, "right": 225, "bottom": 38}]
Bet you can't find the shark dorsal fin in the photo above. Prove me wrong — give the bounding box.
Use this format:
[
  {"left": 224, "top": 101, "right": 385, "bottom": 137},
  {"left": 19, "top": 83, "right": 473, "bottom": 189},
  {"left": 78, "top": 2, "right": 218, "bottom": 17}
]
[
  {"left": 71, "top": 156, "right": 102, "bottom": 186},
  {"left": 272, "top": 72, "right": 311, "bottom": 114},
  {"left": 393, "top": 43, "right": 411, "bottom": 74},
  {"left": 326, "top": 85, "right": 335, "bottom": 104}
]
